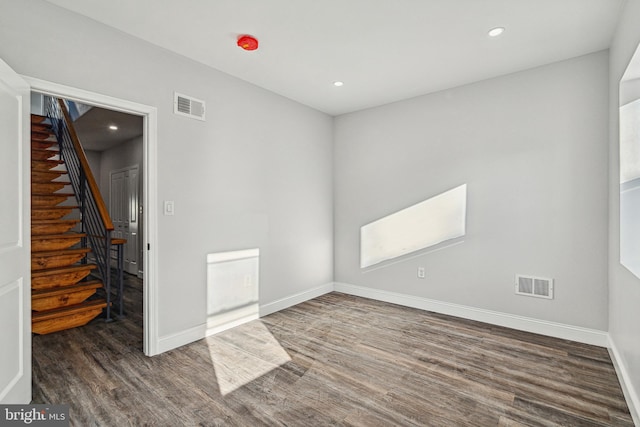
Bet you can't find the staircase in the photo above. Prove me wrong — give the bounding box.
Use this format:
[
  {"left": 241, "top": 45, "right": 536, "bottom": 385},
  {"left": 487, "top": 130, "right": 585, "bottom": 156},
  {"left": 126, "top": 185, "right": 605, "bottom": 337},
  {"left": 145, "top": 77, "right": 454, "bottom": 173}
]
[{"left": 30, "top": 108, "right": 112, "bottom": 334}]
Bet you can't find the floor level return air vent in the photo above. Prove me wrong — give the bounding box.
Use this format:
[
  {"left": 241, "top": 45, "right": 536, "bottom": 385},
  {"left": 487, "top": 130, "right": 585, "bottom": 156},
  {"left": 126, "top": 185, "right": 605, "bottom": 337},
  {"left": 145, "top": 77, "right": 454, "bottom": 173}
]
[
  {"left": 515, "top": 274, "right": 553, "bottom": 299},
  {"left": 174, "top": 92, "right": 205, "bottom": 121}
]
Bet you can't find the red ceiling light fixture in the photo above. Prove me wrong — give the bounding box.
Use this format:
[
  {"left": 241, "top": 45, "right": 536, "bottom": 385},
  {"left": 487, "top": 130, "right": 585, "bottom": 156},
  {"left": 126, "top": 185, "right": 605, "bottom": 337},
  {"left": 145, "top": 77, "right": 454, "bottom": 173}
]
[{"left": 237, "top": 35, "right": 259, "bottom": 51}]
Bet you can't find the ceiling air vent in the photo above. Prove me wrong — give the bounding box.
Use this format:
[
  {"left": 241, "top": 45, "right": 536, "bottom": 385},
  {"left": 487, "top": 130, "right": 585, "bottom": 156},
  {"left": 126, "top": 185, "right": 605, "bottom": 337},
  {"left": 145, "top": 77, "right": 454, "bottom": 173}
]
[
  {"left": 515, "top": 274, "right": 553, "bottom": 299},
  {"left": 174, "top": 92, "right": 205, "bottom": 121}
]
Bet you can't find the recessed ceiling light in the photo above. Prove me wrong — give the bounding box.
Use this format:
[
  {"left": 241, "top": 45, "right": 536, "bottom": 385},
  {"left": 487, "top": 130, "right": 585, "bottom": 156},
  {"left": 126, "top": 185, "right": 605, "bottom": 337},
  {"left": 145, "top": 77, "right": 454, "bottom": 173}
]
[
  {"left": 108, "top": 125, "right": 118, "bottom": 131},
  {"left": 488, "top": 27, "right": 505, "bottom": 37},
  {"left": 333, "top": 81, "right": 344, "bottom": 87}
]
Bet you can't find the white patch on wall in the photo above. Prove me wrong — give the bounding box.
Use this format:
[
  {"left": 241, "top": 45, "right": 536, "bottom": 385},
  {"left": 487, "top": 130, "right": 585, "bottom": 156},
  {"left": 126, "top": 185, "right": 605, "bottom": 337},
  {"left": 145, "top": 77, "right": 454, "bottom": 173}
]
[
  {"left": 360, "top": 184, "right": 467, "bottom": 268},
  {"left": 206, "top": 248, "right": 259, "bottom": 335},
  {"left": 174, "top": 92, "right": 205, "bottom": 121},
  {"left": 515, "top": 275, "right": 554, "bottom": 299}
]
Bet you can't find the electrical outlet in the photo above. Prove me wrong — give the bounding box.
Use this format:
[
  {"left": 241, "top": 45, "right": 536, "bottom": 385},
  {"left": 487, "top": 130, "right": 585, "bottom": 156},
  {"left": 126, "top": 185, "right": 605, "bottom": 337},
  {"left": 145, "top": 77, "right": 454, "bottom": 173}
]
[{"left": 417, "top": 267, "right": 426, "bottom": 279}]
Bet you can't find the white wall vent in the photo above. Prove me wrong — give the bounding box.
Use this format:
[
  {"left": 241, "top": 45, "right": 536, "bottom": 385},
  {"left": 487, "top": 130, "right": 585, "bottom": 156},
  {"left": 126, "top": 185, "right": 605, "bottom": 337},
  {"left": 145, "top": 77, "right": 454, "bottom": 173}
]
[
  {"left": 174, "top": 92, "right": 205, "bottom": 121},
  {"left": 515, "top": 274, "right": 553, "bottom": 299}
]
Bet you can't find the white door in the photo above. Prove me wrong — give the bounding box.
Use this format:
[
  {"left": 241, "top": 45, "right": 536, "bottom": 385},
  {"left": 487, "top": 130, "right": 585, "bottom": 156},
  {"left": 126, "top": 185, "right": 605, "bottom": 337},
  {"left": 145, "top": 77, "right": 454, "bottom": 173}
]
[
  {"left": 0, "top": 58, "right": 31, "bottom": 403},
  {"left": 110, "top": 165, "right": 139, "bottom": 275}
]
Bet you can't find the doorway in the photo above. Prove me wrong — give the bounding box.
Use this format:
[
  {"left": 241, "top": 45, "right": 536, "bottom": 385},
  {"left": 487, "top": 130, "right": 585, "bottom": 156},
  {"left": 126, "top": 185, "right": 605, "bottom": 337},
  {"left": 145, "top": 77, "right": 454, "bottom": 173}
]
[{"left": 26, "top": 76, "right": 159, "bottom": 356}]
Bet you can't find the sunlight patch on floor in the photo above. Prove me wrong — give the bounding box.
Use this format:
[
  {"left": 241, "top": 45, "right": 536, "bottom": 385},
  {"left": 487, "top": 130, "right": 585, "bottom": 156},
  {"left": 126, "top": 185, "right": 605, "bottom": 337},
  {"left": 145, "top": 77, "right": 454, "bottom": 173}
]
[{"left": 206, "top": 320, "right": 291, "bottom": 396}]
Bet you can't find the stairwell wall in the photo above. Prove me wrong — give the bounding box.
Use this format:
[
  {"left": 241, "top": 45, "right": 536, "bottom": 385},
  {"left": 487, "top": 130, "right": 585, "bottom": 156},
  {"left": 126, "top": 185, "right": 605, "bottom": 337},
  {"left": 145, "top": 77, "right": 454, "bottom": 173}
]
[{"left": 0, "top": 0, "right": 334, "bottom": 344}]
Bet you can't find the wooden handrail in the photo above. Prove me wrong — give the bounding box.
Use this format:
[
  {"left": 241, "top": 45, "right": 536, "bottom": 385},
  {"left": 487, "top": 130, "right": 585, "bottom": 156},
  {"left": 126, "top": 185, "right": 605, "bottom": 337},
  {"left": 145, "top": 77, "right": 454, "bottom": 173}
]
[{"left": 57, "top": 99, "right": 114, "bottom": 231}]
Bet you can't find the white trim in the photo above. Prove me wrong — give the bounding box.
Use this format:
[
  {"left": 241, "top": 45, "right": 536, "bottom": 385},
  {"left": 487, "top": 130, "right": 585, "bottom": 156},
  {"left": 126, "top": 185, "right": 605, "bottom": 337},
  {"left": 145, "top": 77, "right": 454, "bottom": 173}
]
[
  {"left": 23, "top": 76, "right": 161, "bottom": 357},
  {"left": 206, "top": 306, "right": 260, "bottom": 337},
  {"left": 157, "top": 324, "right": 207, "bottom": 354},
  {"left": 334, "top": 282, "right": 609, "bottom": 347},
  {"left": 260, "top": 283, "right": 334, "bottom": 317},
  {"left": 157, "top": 283, "right": 334, "bottom": 353},
  {"left": 608, "top": 337, "right": 640, "bottom": 426},
  {"left": 24, "top": 76, "right": 153, "bottom": 116},
  {"left": 143, "top": 111, "right": 159, "bottom": 356},
  {"left": 0, "top": 279, "right": 24, "bottom": 402},
  {"left": 157, "top": 308, "right": 260, "bottom": 353}
]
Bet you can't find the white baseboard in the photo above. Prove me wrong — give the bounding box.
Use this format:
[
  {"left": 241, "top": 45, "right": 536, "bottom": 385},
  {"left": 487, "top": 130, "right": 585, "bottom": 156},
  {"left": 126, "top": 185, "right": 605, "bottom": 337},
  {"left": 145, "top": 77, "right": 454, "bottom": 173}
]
[
  {"left": 206, "top": 304, "right": 260, "bottom": 337},
  {"left": 156, "top": 312, "right": 261, "bottom": 354},
  {"left": 158, "top": 281, "right": 608, "bottom": 353},
  {"left": 608, "top": 338, "right": 640, "bottom": 426},
  {"left": 259, "top": 282, "right": 334, "bottom": 317},
  {"left": 333, "top": 282, "right": 609, "bottom": 347},
  {"left": 157, "top": 323, "right": 207, "bottom": 354},
  {"left": 157, "top": 283, "right": 334, "bottom": 353}
]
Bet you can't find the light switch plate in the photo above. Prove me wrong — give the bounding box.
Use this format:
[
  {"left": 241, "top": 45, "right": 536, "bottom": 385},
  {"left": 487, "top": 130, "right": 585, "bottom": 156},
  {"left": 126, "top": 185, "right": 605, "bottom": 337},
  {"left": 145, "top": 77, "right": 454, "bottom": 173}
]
[{"left": 164, "top": 200, "right": 175, "bottom": 216}]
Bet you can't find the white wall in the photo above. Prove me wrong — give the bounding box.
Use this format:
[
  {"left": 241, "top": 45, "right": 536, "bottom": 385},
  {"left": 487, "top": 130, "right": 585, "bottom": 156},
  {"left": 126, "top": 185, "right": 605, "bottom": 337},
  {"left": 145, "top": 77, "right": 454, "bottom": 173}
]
[
  {"left": 0, "top": 0, "right": 334, "bottom": 340},
  {"left": 334, "top": 51, "right": 609, "bottom": 330},
  {"left": 84, "top": 150, "right": 102, "bottom": 184},
  {"left": 609, "top": 0, "right": 640, "bottom": 419}
]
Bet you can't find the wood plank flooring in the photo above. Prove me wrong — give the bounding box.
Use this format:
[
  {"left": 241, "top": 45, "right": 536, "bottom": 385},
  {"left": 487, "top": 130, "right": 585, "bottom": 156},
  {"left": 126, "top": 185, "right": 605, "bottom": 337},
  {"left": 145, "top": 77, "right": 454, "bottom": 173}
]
[{"left": 32, "top": 278, "right": 634, "bottom": 426}]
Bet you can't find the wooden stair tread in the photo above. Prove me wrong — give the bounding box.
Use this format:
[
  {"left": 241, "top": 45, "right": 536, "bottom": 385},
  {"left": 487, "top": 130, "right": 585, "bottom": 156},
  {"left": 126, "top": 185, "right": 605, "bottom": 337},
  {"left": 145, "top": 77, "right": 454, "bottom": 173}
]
[
  {"left": 31, "top": 263, "right": 96, "bottom": 278},
  {"left": 31, "top": 159, "right": 64, "bottom": 171},
  {"left": 31, "top": 148, "right": 59, "bottom": 154},
  {"left": 32, "top": 192, "right": 74, "bottom": 197},
  {"left": 31, "top": 114, "right": 48, "bottom": 123},
  {"left": 31, "top": 121, "right": 52, "bottom": 129},
  {"left": 31, "top": 281, "right": 103, "bottom": 312},
  {"left": 31, "top": 172, "right": 69, "bottom": 185},
  {"left": 32, "top": 219, "right": 79, "bottom": 226},
  {"left": 31, "top": 232, "right": 86, "bottom": 240},
  {"left": 31, "top": 140, "right": 57, "bottom": 150},
  {"left": 31, "top": 247, "right": 91, "bottom": 257},
  {"left": 31, "top": 170, "right": 69, "bottom": 176},
  {"left": 32, "top": 206, "right": 78, "bottom": 212},
  {"left": 32, "top": 180, "right": 71, "bottom": 187},
  {"left": 32, "top": 300, "right": 107, "bottom": 322},
  {"left": 32, "top": 178, "right": 68, "bottom": 185},
  {"left": 31, "top": 123, "right": 52, "bottom": 130},
  {"left": 31, "top": 206, "right": 78, "bottom": 221},
  {"left": 112, "top": 238, "right": 127, "bottom": 245},
  {"left": 31, "top": 232, "right": 86, "bottom": 252},
  {"left": 31, "top": 194, "right": 75, "bottom": 208},
  {"left": 32, "top": 266, "right": 96, "bottom": 290},
  {"left": 32, "top": 280, "right": 102, "bottom": 298},
  {"left": 31, "top": 149, "right": 60, "bottom": 161},
  {"left": 31, "top": 248, "right": 91, "bottom": 271},
  {"left": 31, "top": 130, "right": 55, "bottom": 138}
]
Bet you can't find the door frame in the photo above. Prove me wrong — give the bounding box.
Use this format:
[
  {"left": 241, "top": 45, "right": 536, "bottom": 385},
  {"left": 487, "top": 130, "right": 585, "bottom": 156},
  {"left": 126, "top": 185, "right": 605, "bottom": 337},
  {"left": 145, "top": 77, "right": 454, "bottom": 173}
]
[{"left": 24, "top": 76, "right": 160, "bottom": 356}]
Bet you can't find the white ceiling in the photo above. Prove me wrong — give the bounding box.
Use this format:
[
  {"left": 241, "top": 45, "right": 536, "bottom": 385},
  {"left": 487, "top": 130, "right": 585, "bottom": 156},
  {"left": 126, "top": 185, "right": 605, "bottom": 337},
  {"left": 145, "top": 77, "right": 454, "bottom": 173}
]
[
  {"left": 74, "top": 106, "right": 143, "bottom": 151},
  {"left": 45, "top": 0, "right": 624, "bottom": 116}
]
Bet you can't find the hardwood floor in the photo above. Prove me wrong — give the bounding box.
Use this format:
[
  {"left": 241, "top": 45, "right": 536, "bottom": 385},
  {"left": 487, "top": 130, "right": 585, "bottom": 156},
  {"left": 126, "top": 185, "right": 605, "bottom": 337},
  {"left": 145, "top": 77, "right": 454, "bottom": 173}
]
[{"left": 32, "top": 279, "right": 634, "bottom": 426}]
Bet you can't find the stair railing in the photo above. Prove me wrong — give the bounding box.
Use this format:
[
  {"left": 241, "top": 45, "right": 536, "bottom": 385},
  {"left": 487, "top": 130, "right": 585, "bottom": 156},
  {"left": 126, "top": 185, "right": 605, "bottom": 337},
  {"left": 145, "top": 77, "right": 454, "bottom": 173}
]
[{"left": 45, "top": 97, "right": 115, "bottom": 320}]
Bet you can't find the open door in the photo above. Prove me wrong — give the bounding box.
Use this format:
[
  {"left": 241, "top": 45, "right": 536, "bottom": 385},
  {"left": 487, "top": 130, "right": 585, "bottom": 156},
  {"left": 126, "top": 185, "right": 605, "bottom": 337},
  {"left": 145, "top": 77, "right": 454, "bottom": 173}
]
[{"left": 0, "top": 58, "right": 31, "bottom": 403}]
